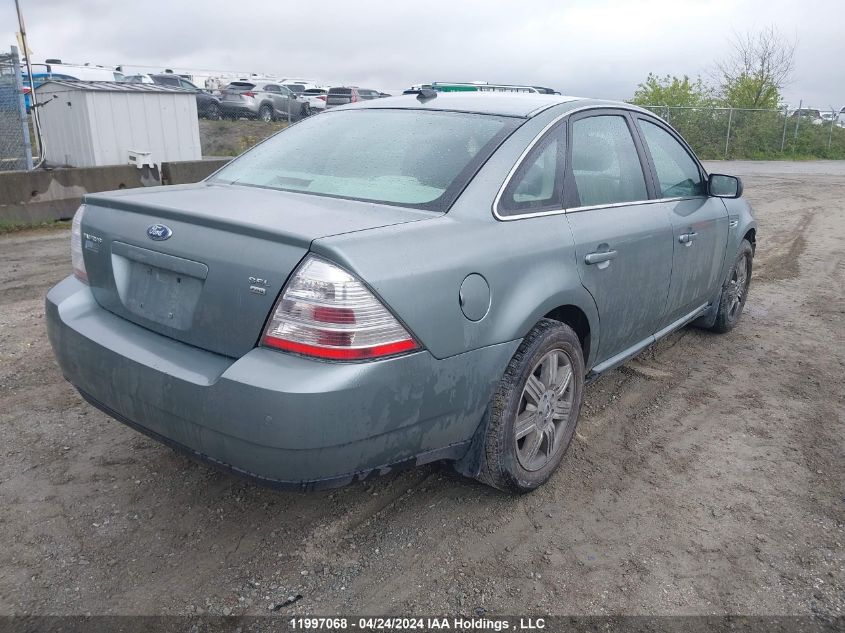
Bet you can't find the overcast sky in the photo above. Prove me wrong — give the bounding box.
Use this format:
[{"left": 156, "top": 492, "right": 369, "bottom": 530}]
[{"left": 3, "top": 0, "right": 842, "bottom": 107}]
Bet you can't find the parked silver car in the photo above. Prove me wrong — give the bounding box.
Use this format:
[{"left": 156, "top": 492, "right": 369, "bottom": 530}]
[
  {"left": 46, "top": 93, "right": 756, "bottom": 493},
  {"left": 220, "top": 80, "right": 304, "bottom": 122}
]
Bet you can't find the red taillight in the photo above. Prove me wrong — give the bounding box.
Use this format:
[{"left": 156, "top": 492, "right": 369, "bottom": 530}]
[
  {"left": 317, "top": 95, "right": 327, "bottom": 101},
  {"left": 261, "top": 256, "right": 419, "bottom": 361},
  {"left": 350, "top": 94, "right": 359, "bottom": 102},
  {"left": 263, "top": 337, "right": 417, "bottom": 361},
  {"left": 242, "top": 91, "right": 255, "bottom": 97},
  {"left": 22, "top": 86, "right": 31, "bottom": 95}
]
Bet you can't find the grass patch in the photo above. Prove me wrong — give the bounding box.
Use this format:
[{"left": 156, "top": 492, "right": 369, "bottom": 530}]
[
  {"left": 0, "top": 219, "right": 71, "bottom": 235},
  {"left": 199, "top": 119, "right": 288, "bottom": 157}
]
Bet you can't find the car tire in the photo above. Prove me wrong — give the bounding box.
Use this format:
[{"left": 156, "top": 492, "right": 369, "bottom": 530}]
[
  {"left": 259, "top": 105, "right": 274, "bottom": 123},
  {"left": 206, "top": 102, "right": 221, "bottom": 120},
  {"left": 477, "top": 319, "right": 585, "bottom": 494},
  {"left": 710, "top": 239, "right": 754, "bottom": 334},
  {"left": 300, "top": 103, "right": 311, "bottom": 119}
]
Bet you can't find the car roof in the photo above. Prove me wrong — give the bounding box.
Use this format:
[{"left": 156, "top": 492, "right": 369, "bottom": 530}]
[{"left": 331, "top": 92, "right": 643, "bottom": 118}]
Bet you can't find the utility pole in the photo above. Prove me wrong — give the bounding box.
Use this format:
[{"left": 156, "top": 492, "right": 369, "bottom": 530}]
[{"left": 15, "top": 0, "right": 44, "bottom": 166}]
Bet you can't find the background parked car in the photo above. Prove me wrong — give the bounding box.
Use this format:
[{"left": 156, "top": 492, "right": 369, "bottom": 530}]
[
  {"left": 357, "top": 88, "right": 385, "bottom": 101},
  {"left": 788, "top": 108, "right": 824, "bottom": 125},
  {"left": 147, "top": 73, "right": 222, "bottom": 120},
  {"left": 326, "top": 86, "right": 362, "bottom": 108},
  {"left": 282, "top": 82, "right": 326, "bottom": 114},
  {"left": 220, "top": 80, "right": 303, "bottom": 122},
  {"left": 326, "top": 86, "right": 389, "bottom": 108}
]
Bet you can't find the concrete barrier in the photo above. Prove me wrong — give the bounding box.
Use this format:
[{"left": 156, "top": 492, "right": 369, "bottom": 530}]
[{"left": 0, "top": 157, "right": 231, "bottom": 224}]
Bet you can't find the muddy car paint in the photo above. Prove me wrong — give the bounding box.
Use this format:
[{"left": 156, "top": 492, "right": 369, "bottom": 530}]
[{"left": 45, "top": 94, "right": 757, "bottom": 489}]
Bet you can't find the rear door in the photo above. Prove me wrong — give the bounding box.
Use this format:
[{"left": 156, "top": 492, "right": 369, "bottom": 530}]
[
  {"left": 263, "top": 84, "right": 284, "bottom": 116},
  {"left": 634, "top": 116, "right": 729, "bottom": 325},
  {"left": 278, "top": 85, "right": 297, "bottom": 117},
  {"left": 564, "top": 110, "right": 674, "bottom": 363}
]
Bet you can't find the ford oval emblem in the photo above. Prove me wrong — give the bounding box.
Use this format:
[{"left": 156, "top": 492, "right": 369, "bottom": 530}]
[{"left": 147, "top": 224, "right": 172, "bottom": 241}]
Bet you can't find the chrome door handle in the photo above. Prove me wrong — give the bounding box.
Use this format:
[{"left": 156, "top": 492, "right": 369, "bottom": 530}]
[
  {"left": 585, "top": 250, "right": 618, "bottom": 265},
  {"left": 678, "top": 232, "right": 698, "bottom": 244}
]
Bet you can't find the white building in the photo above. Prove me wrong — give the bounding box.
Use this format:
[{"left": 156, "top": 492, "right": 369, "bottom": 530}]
[{"left": 35, "top": 80, "right": 201, "bottom": 168}]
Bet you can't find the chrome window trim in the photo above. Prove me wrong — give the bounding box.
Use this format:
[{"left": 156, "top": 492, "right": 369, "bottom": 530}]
[
  {"left": 494, "top": 196, "right": 702, "bottom": 221},
  {"left": 492, "top": 104, "right": 704, "bottom": 221},
  {"left": 492, "top": 111, "right": 570, "bottom": 220}
]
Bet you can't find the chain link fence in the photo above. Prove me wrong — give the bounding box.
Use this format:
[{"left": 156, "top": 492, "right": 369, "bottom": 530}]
[
  {"left": 0, "top": 46, "right": 33, "bottom": 171},
  {"left": 641, "top": 104, "right": 845, "bottom": 160}
]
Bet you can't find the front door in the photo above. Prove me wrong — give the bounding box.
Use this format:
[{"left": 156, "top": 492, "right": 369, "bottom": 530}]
[
  {"left": 634, "top": 117, "right": 729, "bottom": 325},
  {"left": 564, "top": 112, "right": 674, "bottom": 364}
]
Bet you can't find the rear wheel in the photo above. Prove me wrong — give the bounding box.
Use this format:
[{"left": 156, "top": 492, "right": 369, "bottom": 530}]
[
  {"left": 205, "top": 102, "right": 221, "bottom": 120},
  {"left": 259, "top": 105, "right": 274, "bottom": 123},
  {"left": 710, "top": 239, "right": 753, "bottom": 333},
  {"left": 477, "top": 319, "right": 584, "bottom": 493}
]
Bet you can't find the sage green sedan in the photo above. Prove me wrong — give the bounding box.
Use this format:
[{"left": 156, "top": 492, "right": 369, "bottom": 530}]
[{"left": 46, "top": 91, "right": 756, "bottom": 493}]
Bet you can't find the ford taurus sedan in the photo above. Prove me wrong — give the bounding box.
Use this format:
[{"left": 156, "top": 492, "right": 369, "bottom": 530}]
[{"left": 46, "top": 92, "right": 756, "bottom": 493}]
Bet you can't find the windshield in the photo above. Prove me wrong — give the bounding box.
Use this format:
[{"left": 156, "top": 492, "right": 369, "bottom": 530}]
[
  {"left": 284, "top": 84, "right": 304, "bottom": 94},
  {"left": 210, "top": 109, "right": 519, "bottom": 211}
]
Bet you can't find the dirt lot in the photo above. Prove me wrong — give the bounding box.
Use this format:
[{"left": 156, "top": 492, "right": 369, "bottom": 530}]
[{"left": 0, "top": 161, "right": 842, "bottom": 618}]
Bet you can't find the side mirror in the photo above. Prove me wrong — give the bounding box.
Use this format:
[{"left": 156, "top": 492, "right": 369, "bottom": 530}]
[{"left": 708, "top": 173, "right": 743, "bottom": 199}]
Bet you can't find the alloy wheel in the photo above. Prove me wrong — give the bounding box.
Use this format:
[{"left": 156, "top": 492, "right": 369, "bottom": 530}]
[
  {"left": 728, "top": 253, "right": 750, "bottom": 320},
  {"left": 514, "top": 349, "right": 576, "bottom": 472}
]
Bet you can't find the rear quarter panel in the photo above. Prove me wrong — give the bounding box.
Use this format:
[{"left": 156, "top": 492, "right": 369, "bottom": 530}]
[
  {"left": 721, "top": 196, "right": 758, "bottom": 277},
  {"left": 312, "top": 214, "right": 598, "bottom": 362}
]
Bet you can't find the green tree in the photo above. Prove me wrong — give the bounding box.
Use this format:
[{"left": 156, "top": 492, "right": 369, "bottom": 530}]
[
  {"left": 721, "top": 74, "right": 780, "bottom": 109},
  {"left": 629, "top": 73, "right": 713, "bottom": 107},
  {"left": 715, "top": 26, "right": 795, "bottom": 108}
]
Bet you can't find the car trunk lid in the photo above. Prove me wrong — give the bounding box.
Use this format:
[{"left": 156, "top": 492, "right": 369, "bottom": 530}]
[{"left": 80, "top": 183, "right": 432, "bottom": 358}]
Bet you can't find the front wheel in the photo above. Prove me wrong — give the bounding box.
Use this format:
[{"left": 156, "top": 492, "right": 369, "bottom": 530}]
[
  {"left": 300, "top": 103, "right": 311, "bottom": 119},
  {"left": 258, "top": 105, "right": 274, "bottom": 123},
  {"left": 477, "top": 319, "right": 585, "bottom": 493},
  {"left": 710, "top": 239, "right": 754, "bottom": 333}
]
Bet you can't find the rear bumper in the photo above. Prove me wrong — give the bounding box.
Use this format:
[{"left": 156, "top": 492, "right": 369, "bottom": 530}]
[{"left": 46, "top": 277, "right": 518, "bottom": 490}]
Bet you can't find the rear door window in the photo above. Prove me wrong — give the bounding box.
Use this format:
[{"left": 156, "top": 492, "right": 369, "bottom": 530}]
[
  {"left": 638, "top": 119, "right": 705, "bottom": 197},
  {"left": 570, "top": 115, "right": 648, "bottom": 207}
]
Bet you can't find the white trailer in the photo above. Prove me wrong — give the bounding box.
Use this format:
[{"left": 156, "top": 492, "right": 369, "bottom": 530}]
[{"left": 35, "top": 80, "right": 201, "bottom": 168}]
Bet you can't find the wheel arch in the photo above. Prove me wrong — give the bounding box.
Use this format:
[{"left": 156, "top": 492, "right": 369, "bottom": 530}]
[
  {"left": 542, "top": 304, "right": 592, "bottom": 364},
  {"left": 743, "top": 227, "right": 756, "bottom": 253}
]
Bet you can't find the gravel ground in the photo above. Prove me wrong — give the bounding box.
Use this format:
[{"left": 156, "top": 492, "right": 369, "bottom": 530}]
[{"left": 0, "top": 161, "right": 842, "bottom": 618}]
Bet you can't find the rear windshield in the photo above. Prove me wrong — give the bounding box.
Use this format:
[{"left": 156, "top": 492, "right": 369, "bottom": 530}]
[
  {"left": 328, "top": 88, "right": 352, "bottom": 94},
  {"left": 284, "top": 84, "right": 304, "bottom": 94},
  {"left": 227, "top": 82, "right": 256, "bottom": 90},
  {"left": 210, "top": 109, "right": 519, "bottom": 211}
]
